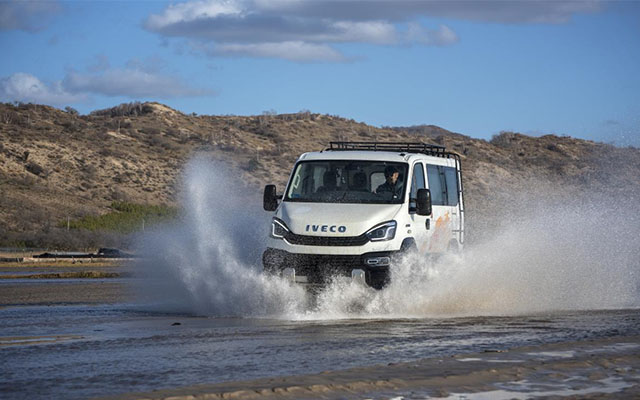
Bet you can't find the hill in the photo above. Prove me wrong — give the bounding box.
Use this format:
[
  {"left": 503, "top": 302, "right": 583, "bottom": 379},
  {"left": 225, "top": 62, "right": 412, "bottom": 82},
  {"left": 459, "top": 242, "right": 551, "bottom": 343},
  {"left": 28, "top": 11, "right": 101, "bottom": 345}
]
[{"left": 1, "top": 101, "right": 638, "bottom": 248}]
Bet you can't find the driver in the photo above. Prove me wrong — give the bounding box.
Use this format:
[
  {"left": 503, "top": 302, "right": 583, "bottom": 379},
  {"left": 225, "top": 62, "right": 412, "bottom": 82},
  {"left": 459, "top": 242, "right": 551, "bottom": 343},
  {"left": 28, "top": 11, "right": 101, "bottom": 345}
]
[{"left": 376, "top": 166, "right": 401, "bottom": 198}]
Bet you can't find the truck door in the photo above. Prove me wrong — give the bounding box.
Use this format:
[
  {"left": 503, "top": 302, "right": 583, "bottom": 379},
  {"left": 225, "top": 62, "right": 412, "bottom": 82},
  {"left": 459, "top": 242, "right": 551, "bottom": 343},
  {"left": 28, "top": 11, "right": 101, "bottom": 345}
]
[
  {"left": 409, "top": 162, "right": 430, "bottom": 255},
  {"left": 443, "top": 165, "right": 462, "bottom": 248},
  {"left": 425, "top": 164, "right": 452, "bottom": 253}
]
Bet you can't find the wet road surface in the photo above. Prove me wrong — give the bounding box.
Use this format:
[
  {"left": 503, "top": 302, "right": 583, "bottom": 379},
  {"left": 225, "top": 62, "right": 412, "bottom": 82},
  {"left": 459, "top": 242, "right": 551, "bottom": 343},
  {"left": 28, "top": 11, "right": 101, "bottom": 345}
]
[{"left": 1, "top": 292, "right": 639, "bottom": 399}]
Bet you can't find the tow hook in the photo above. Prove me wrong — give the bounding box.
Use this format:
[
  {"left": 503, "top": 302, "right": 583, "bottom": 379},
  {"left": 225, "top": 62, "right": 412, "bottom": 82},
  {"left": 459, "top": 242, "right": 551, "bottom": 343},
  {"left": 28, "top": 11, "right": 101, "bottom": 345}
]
[
  {"left": 351, "top": 269, "right": 366, "bottom": 285},
  {"left": 282, "top": 267, "right": 296, "bottom": 283}
]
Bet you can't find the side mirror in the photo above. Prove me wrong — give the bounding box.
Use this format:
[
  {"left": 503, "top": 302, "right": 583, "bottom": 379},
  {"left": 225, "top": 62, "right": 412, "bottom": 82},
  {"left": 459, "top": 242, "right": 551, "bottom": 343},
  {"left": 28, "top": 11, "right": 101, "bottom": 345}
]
[
  {"left": 263, "top": 184, "right": 278, "bottom": 211},
  {"left": 416, "top": 188, "right": 432, "bottom": 216}
]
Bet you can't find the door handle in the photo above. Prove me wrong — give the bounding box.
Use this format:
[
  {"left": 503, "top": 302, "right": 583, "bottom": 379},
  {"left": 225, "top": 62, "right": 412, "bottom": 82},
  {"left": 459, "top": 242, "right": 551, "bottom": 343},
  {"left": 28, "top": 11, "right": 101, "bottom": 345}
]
[{"left": 425, "top": 219, "right": 430, "bottom": 230}]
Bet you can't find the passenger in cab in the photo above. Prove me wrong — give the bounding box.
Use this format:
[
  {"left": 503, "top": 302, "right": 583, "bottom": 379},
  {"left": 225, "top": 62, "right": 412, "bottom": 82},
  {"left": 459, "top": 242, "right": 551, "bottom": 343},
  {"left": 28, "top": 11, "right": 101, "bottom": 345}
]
[
  {"left": 316, "top": 170, "right": 338, "bottom": 192},
  {"left": 376, "top": 166, "right": 401, "bottom": 199},
  {"left": 351, "top": 172, "right": 368, "bottom": 192}
]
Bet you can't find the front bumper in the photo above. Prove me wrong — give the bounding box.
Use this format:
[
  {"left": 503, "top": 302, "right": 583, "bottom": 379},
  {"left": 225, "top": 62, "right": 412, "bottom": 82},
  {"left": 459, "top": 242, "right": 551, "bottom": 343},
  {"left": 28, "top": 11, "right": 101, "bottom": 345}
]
[{"left": 263, "top": 248, "right": 398, "bottom": 289}]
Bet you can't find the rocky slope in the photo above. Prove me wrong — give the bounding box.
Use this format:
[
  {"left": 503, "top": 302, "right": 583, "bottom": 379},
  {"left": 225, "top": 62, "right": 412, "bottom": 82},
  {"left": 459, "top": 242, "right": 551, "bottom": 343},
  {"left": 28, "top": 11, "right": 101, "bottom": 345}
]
[{"left": 1, "top": 102, "right": 638, "bottom": 247}]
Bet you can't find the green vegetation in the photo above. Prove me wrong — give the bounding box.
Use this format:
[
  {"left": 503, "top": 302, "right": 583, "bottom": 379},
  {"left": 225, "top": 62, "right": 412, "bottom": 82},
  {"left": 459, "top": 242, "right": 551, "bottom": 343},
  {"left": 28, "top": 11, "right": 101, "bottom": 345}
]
[
  {"left": 0, "top": 271, "right": 121, "bottom": 279},
  {"left": 63, "top": 202, "right": 178, "bottom": 233}
]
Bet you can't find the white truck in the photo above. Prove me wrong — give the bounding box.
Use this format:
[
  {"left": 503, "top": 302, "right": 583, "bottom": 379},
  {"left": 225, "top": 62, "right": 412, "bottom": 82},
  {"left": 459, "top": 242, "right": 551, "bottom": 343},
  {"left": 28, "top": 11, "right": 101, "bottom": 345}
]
[{"left": 263, "top": 142, "right": 465, "bottom": 289}]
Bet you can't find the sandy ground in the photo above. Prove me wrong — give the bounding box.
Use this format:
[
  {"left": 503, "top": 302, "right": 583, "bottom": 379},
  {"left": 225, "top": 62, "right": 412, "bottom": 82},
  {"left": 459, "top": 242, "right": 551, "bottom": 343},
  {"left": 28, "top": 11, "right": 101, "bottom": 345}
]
[
  {"left": 0, "top": 281, "right": 126, "bottom": 306},
  {"left": 0, "top": 260, "right": 129, "bottom": 306},
  {"left": 101, "top": 335, "right": 640, "bottom": 400},
  {"left": 0, "top": 257, "right": 124, "bottom": 269}
]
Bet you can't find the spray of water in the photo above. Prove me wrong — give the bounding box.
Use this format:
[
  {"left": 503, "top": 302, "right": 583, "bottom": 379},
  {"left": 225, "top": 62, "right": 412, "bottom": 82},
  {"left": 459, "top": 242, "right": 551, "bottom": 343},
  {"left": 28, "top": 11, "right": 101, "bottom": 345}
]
[
  {"left": 309, "top": 202, "right": 640, "bottom": 318},
  {"left": 135, "top": 157, "right": 307, "bottom": 317},
  {"left": 136, "top": 158, "right": 640, "bottom": 319}
]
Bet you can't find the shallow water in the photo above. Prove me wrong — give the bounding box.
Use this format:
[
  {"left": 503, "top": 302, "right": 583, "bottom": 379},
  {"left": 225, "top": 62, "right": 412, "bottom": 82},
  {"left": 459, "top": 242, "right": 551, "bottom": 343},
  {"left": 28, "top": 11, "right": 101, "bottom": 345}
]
[{"left": 1, "top": 300, "right": 639, "bottom": 399}]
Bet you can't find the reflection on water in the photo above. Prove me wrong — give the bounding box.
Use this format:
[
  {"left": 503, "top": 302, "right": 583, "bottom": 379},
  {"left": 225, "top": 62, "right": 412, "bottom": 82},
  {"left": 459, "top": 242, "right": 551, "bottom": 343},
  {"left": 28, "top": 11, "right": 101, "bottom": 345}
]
[
  {"left": 375, "top": 377, "right": 634, "bottom": 400},
  {"left": 1, "top": 304, "right": 639, "bottom": 400}
]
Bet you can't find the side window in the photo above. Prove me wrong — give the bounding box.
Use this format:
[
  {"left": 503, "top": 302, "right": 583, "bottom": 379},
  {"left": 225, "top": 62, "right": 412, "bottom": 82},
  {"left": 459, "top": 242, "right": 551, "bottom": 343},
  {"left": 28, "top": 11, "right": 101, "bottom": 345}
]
[
  {"left": 444, "top": 167, "right": 459, "bottom": 206},
  {"left": 426, "top": 164, "right": 446, "bottom": 206},
  {"left": 410, "top": 162, "right": 425, "bottom": 210}
]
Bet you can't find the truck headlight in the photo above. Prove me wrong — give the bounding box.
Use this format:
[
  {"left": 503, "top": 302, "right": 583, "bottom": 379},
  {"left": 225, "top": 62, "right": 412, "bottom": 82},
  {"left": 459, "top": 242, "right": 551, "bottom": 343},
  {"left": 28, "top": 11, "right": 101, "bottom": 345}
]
[
  {"left": 365, "top": 221, "right": 396, "bottom": 242},
  {"left": 271, "top": 218, "right": 289, "bottom": 239}
]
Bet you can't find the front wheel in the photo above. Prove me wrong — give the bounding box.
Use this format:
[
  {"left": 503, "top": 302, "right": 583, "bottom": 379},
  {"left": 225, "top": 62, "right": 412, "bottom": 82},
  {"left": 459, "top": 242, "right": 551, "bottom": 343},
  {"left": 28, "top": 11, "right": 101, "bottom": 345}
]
[
  {"left": 262, "top": 248, "right": 284, "bottom": 274},
  {"left": 370, "top": 239, "right": 419, "bottom": 289},
  {"left": 366, "top": 267, "right": 389, "bottom": 290}
]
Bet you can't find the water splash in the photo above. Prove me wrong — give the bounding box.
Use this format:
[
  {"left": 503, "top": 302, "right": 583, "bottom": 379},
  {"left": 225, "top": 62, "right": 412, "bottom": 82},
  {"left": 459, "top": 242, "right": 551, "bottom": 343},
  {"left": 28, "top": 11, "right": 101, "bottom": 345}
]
[
  {"left": 135, "top": 157, "right": 307, "bottom": 317},
  {"left": 308, "top": 202, "right": 640, "bottom": 318},
  {"left": 136, "top": 158, "right": 640, "bottom": 319}
]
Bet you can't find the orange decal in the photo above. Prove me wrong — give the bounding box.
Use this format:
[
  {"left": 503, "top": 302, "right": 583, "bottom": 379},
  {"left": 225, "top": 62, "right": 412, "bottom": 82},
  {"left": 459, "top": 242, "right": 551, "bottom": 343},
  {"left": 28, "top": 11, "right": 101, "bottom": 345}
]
[{"left": 428, "top": 212, "right": 451, "bottom": 252}]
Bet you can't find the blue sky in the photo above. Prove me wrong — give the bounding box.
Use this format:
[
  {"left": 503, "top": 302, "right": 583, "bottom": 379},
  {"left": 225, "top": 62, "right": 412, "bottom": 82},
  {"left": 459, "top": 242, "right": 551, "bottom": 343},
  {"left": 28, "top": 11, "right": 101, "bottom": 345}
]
[{"left": 1, "top": 1, "right": 639, "bottom": 145}]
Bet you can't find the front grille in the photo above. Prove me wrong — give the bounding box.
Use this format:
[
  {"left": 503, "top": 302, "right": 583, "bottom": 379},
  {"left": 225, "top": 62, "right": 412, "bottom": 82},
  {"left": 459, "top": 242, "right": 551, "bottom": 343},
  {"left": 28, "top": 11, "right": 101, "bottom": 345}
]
[
  {"left": 288, "top": 253, "right": 363, "bottom": 268},
  {"left": 283, "top": 232, "right": 369, "bottom": 246},
  {"left": 280, "top": 252, "right": 363, "bottom": 281},
  {"left": 263, "top": 249, "right": 392, "bottom": 288}
]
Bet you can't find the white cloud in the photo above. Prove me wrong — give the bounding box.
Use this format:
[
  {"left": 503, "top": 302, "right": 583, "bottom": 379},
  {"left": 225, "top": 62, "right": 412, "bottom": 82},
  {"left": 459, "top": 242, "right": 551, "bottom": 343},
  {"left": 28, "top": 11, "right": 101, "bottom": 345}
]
[
  {"left": 406, "top": 24, "right": 459, "bottom": 47},
  {"left": 214, "top": 41, "right": 348, "bottom": 62},
  {"left": 145, "top": 0, "right": 243, "bottom": 30},
  {"left": 144, "top": 0, "right": 480, "bottom": 62},
  {"left": 0, "top": 0, "right": 61, "bottom": 32},
  {"left": 63, "top": 68, "right": 212, "bottom": 98},
  {"left": 0, "top": 73, "right": 85, "bottom": 105},
  {"left": 328, "top": 20, "right": 397, "bottom": 44},
  {"left": 1, "top": 57, "right": 214, "bottom": 107}
]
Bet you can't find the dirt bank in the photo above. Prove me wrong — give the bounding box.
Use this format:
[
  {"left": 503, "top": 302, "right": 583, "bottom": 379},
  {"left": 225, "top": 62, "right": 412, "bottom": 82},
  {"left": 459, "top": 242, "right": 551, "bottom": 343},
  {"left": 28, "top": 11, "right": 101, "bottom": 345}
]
[
  {"left": 103, "top": 335, "right": 640, "bottom": 399},
  {"left": 0, "top": 281, "right": 126, "bottom": 306},
  {"left": 0, "top": 271, "right": 121, "bottom": 279}
]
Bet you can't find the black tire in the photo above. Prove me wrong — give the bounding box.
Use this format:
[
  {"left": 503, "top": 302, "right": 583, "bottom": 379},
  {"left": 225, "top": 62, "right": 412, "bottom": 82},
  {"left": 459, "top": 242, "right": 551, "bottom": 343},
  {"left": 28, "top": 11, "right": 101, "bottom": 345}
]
[
  {"left": 369, "top": 239, "right": 418, "bottom": 289},
  {"left": 262, "top": 248, "right": 284, "bottom": 274},
  {"left": 366, "top": 267, "right": 389, "bottom": 290},
  {"left": 400, "top": 238, "right": 418, "bottom": 254}
]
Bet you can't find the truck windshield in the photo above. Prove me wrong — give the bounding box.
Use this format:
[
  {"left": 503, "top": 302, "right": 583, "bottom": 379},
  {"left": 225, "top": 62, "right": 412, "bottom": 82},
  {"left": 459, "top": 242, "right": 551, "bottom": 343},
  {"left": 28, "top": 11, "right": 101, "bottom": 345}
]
[{"left": 285, "top": 161, "right": 408, "bottom": 204}]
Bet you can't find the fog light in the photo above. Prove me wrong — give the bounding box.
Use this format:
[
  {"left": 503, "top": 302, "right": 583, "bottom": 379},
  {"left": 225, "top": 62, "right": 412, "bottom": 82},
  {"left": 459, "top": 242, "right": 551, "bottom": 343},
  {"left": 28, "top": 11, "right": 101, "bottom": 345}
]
[{"left": 365, "top": 256, "right": 390, "bottom": 266}]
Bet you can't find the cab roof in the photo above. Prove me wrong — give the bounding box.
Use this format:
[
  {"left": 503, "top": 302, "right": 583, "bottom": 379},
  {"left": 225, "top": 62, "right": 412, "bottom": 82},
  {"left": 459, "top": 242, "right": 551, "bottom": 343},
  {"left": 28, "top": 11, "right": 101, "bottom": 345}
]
[
  {"left": 297, "top": 141, "right": 461, "bottom": 166},
  {"left": 299, "top": 150, "right": 408, "bottom": 162}
]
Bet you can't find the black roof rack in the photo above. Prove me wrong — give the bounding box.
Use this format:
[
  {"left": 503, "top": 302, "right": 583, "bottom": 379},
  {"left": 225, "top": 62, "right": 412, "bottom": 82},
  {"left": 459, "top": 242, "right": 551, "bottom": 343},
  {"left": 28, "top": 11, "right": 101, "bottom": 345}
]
[{"left": 327, "top": 141, "right": 448, "bottom": 157}]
